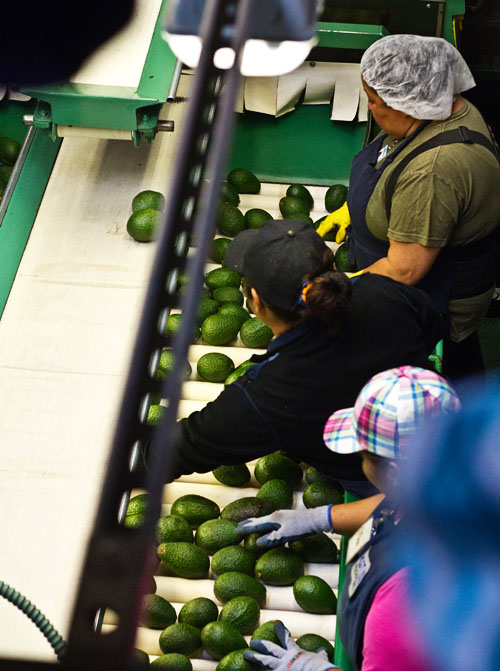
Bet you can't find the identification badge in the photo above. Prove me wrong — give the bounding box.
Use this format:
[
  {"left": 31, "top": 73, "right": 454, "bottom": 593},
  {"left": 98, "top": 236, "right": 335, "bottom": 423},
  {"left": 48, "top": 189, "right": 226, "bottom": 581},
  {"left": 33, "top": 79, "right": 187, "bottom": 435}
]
[
  {"left": 377, "top": 144, "right": 389, "bottom": 162},
  {"left": 348, "top": 549, "right": 371, "bottom": 597},
  {"left": 346, "top": 516, "right": 373, "bottom": 564}
]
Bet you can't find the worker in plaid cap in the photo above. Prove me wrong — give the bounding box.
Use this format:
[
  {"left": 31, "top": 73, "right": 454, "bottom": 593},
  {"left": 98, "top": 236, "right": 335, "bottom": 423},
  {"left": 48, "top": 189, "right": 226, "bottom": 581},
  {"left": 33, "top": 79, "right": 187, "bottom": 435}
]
[{"left": 238, "top": 366, "right": 460, "bottom": 671}]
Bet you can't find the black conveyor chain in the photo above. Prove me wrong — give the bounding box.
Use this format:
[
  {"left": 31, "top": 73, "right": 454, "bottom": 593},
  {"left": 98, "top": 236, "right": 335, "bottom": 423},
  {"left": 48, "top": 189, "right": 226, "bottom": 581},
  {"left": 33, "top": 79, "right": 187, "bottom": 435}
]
[{"left": 34, "top": 1, "right": 256, "bottom": 669}]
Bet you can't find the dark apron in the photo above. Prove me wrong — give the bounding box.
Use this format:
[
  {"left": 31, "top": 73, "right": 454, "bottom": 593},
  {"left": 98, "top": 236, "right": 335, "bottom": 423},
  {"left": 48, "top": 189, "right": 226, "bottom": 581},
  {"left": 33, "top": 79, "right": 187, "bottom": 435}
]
[
  {"left": 337, "top": 502, "right": 406, "bottom": 671},
  {"left": 347, "top": 128, "right": 498, "bottom": 313}
]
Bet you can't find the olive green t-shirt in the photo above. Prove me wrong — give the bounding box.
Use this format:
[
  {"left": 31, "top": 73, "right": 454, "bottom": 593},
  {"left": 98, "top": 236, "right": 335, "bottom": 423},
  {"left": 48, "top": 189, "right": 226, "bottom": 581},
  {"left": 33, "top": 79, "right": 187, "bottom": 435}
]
[{"left": 365, "top": 99, "right": 500, "bottom": 341}]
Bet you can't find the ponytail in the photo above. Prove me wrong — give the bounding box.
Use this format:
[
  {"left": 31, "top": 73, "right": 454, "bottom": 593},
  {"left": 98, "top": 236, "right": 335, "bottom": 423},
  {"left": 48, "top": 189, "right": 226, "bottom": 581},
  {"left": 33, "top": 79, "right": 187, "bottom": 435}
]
[{"left": 300, "top": 270, "right": 352, "bottom": 333}]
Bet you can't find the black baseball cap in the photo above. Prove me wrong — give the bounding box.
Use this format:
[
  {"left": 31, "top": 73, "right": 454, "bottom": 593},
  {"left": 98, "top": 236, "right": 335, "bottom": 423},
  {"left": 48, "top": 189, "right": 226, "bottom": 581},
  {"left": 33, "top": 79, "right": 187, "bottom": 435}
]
[{"left": 224, "top": 219, "right": 329, "bottom": 312}]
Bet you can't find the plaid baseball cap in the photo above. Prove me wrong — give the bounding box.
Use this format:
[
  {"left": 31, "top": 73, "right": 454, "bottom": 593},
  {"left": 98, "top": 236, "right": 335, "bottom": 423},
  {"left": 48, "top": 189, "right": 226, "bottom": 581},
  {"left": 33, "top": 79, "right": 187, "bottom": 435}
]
[
  {"left": 224, "top": 219, "right": 328, "bottom": 312},
  {"left": 323, "top": 366, "right": 461, "bottom": 459}
]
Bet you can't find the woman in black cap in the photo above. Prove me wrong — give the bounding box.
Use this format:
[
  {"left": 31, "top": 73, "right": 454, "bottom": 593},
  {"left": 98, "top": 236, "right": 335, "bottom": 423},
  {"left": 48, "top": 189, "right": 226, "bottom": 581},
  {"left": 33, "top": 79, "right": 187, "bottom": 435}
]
[{"left": 168, "top": 219, "right": 442, "bottom": 497}]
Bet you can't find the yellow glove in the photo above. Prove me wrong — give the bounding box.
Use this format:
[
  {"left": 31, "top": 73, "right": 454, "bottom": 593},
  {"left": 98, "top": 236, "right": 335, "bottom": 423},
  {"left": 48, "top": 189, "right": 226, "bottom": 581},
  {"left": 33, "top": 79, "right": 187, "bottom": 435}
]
[{"left": 315, "top": 202, "right": 351, "bottom": 243}]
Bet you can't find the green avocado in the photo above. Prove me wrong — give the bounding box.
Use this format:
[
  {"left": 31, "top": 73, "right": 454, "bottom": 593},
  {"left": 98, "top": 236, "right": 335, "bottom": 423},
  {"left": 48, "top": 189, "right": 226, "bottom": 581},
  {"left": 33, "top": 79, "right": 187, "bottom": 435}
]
[
  {"left": 170, "top": 494, "right": 220, "bottom": 529},
  {"left": 302, "top": 481, "right": 344, "bottom": 509},
  {"left": 256, "top": 479, "right": 293, "bottom": 511},
  {"left": 214, "top": 571, "right": 266, "bottom": 605},
  {"left": 221, "top": 497, "right": 272, "bottom": 523},
  {"left": 211, "top": 545, "right": 256, "bottom": 577},
  {"left": 159, "top": 623, "right": 201, "bottom": 655},
  {"left": 201, "top": 621, "right": 247, "bottom": 660},
  {"left": 254, "top": 548, "right": 304, "bottom": 586},
  {"left": 289, "top": 533, "right": 338, "bottom": 563},
  {"left": 213, "top": 464, "right": 251, "bottom": 487},
  {"left": 178, "top": 597, "right": 219, "bottom": 630},
  {"left": 195, "top": 518, "right": 241, "bottom": 555},
  {"left": 218, "top": 596, "right": 260, "bottom": 634},
  {"left": 254, "top": 452, "right": 303, "bottom": 487},
  {"left": 157, "top": 542, "right": 209, "bottom": 579},
  {"left": 293, "top": 575, "right": 337, "bottom": 614}
]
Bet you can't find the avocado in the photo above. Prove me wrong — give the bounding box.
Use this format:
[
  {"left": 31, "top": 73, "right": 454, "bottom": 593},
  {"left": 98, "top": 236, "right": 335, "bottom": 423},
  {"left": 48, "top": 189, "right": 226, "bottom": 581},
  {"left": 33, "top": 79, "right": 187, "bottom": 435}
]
[
  {"left": 239, "top": 317, "right": 274, "bottom": 349},
  {"left": 201, "top": 621, "right": 247, "bottom": 660},
  {"left": 244, "top": 208, "right": 272, "bottom": 230},
  {"left": 157, "top": 542, "right": 209, "bottom": 579},
  {"left": 156, "top": 515, "right": 193, "bottom": 544},
  {"left": 151, "top": 653, "right": 193, "bottom": 670},
  {"left": 221, "top": 181, "right": 240, "bottom": 206},
  {"left": 218, "top": 596, "right": 260, "bottom": 634},
  {"left": 214, "top": 571, "right": 266, "bottom": 605},
  {"left": 213, "top": 286, "right": 244, "bottom": 307},
  {"left": 256, "top": 479, "right": 293, "bottom": 511},
  {"left": 178, "top": 597, "right": 219, "bottom": 630},
  {"left": 218, "top": 304, "right": 251, "bottom": 328},
  {"left": 293, "top": 576, "right": 337, "bottom": 614},
  {"left": 289, "top": 533, "right": 339, "bottom": 563},
  {"left": 279, "top": 196, "right": 310, "bottom": 218},
  {"left": 254, "top": 452, "right": 303, "bottom": 487},
  {"left": 254, "top": 548, "right": 304, "bottom": 586},
  {"left": 334, "top": 243, "right": 357, "bottom": 273},
  {"left": 210, "top": 237, "right": 233, "bottom": 264},
  {"left": 197, "top": 352, "right": 235, "bottom": 383},
  {"left": 302, "top": 481, "right": 344, "bottom": 509},
  {"left": 224, "top": 361, "right": 256, "bottom": 386},
  {"left": 139, "top": 594, "right": 177, "bottom": 629},
  {"left": 205, "top": 267, "right": 242, "bottom": 292},
  {"left": 197, "top": 295, "right": 219, "bottom": 326},
  {"left": 159, "top": 623, "right": 201, "bottom": 655},
  {"left": 217, "top": 649, "right": 260, "bottom": 671},
  {"left": 227, "top": 168, "right": 261, "bottom": 194},
  {"left": 243, "top": 533, "right": 266, "bottom": 557},
  {"left": 170, "top": 494, "right": 220, "bottom": 529},
  {"left": 217, "top": 203, "right": 246, "bottom": 237},
  {"left": 126, "top": 493, "right": 149, "bottom": 517},
  {"left": 195, "top": 519, "right": 241, "bottom": 555},
  {"left": 251, "top": 620, "right": 284, "bottom": 646},
  {"left": 296, "top": 634, "right": 335, "bottom": 662},
  {"left": 201, "top": 314, "right": 241, "bottom": 346},
  {"left": 304, "top": 466, "right": 333, "bottom": 485},
  {"left": 221, "top": 497, "right": 272, "bottom": 523},
  {"left": 213, "top": 464, "right": 251, "bottom": 487},
  {"left": 286, "top": 184, "right": 314, "bottom": 209},
  {"left": 211, "top": 545, "right": 256, "bottom": 577},
  {"left": 134, "top": 648, "right": 150, "bottom": 666},
  {"left": 325, "top": 184, "right": 348, "bottom": 212}
]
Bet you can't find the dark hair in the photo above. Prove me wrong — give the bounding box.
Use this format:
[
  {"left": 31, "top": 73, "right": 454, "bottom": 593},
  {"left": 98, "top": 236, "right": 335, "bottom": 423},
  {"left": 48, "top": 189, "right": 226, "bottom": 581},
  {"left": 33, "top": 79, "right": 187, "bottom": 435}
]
[{"left": 244, "top": 248, "right": 353, "bottom": 334}]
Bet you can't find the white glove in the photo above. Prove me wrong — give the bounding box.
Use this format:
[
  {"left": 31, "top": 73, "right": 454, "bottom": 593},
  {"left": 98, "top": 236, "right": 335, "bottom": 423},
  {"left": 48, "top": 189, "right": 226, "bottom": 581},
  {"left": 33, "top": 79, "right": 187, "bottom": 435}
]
[
  {"left": 236, "top": 505, "right": 333, "bottom": 548},
  {"left": 244, "top": 622, "right": 339, "bottom": 671}
]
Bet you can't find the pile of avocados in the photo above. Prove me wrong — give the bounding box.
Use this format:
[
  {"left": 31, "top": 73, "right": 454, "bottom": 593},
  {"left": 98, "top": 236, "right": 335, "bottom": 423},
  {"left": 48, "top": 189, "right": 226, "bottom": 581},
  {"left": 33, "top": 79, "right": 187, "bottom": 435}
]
[{"left": 128, "top": 451, "right": 343, "bottom": 668}]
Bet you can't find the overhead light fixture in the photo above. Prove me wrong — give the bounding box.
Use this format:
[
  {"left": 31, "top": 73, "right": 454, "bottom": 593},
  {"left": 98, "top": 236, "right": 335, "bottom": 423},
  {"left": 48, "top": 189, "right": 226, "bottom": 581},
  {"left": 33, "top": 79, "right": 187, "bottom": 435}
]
[{"left": 163, "top": 0, "right": 323, "bottom": 76}]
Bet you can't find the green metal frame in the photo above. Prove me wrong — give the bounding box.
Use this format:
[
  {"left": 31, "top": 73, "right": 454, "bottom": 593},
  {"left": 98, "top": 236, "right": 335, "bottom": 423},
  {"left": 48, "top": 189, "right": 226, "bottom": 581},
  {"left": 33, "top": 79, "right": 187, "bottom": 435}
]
[
  {"left": 21, "top": 0, "right": 177, "bottom": 145},
  {"left": 228, "top": 104, "right": 366, "bottom": 186},
  {"left": 317, "top": 22, "right": 389, "bottom": 49},
  {"left": 443, "top": 0, "right": 466, "bottom": 44},
  {"left": 0, "top": 125, "right": 61, "bottom": 317}
]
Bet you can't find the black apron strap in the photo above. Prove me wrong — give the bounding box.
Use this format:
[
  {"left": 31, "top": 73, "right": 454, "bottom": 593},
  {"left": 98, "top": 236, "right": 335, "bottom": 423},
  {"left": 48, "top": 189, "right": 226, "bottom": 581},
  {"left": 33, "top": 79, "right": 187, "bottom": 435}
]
[{"left": 385, "top": 127, "right": 500, "bottom": 221}]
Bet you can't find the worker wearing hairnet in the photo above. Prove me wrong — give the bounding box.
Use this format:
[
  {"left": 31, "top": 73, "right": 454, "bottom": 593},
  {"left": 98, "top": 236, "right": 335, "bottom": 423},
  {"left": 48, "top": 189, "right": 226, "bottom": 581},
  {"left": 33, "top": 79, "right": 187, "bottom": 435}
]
[{"left": 317, "top": 35, "right": 500, "bottom": 378}]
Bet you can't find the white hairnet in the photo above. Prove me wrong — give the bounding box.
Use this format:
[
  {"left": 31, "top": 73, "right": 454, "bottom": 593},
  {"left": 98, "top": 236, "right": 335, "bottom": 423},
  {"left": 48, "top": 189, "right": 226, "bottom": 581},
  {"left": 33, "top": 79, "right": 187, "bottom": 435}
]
[{"left": 360, "top": 35, "right": 476, "bottom": 120}]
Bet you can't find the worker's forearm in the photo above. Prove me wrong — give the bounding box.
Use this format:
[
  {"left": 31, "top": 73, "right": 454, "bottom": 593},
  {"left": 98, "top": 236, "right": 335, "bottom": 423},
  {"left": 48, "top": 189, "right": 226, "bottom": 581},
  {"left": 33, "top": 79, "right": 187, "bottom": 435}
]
[
  {"left": 363, "top": 256, "right": 418, "bottom": 285},
  {"left": 329, "top": 494, "right": 385, "bottom": 536}
]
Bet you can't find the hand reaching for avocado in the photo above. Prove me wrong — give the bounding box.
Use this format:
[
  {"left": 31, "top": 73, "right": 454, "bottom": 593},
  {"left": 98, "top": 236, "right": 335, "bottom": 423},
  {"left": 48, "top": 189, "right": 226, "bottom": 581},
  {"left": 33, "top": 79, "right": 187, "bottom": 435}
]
[
  {"left": 236, "top": 506, "right": 333, "bottom": 548},
  {"left": 315, "top": 202, "right": 351, "bottom": 244},
  {"left": 244, "top": 622, "right": 340, "bottom": 671}
]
